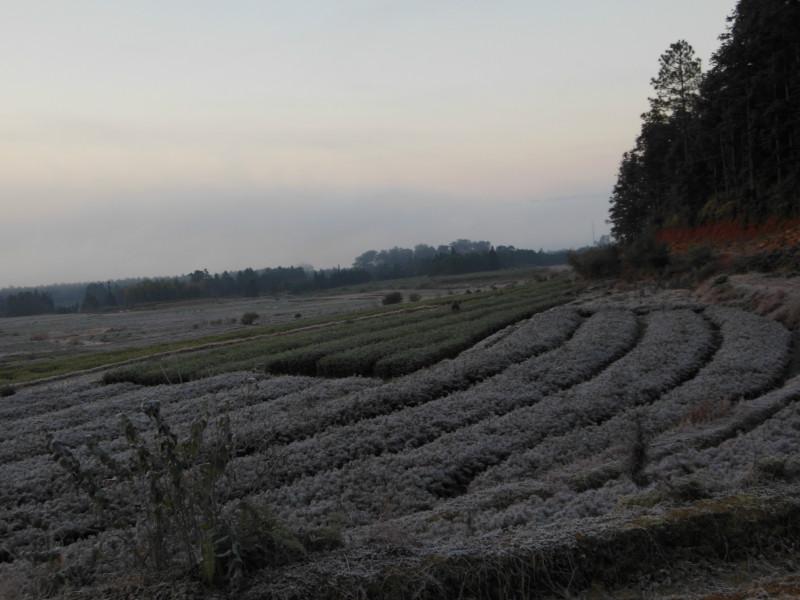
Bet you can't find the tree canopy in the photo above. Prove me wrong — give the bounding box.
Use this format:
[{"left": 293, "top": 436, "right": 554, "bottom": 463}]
[{"left": 609, "top": 0, "right": 800, "bottom": 244}]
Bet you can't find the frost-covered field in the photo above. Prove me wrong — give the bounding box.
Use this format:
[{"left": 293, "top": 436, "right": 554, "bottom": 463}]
[
  {"left": 0, "top": 293, "right": 382, "bottom": 362},
  {"left": 1, "top": 291, "right": 798, "bottom": 599}
]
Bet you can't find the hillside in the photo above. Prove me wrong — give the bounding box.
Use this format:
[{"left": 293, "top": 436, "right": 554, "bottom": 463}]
[{"left": 2, "top": 283, "right": 799, "bottom": 598}]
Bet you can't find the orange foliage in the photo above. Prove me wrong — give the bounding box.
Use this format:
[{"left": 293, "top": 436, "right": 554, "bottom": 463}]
[{"left": 657, "top": 218, "right": 800, "bottom": 255}]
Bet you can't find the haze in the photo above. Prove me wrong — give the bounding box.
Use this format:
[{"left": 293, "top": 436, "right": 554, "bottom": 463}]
[{"left": 1, "top": 1, "right": 737, "bottom": 288}]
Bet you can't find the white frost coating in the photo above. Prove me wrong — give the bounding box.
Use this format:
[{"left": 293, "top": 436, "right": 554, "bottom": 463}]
[
  {"left": 5, "top": 299, "right": 797, "bottom": 577},
  {"left": 223, "top": 376, "right": 383, "bottom": 448},
  {"left": 0, "top": 376, "right": 377, "bottom": 528},
  {"left": 649, "top": 374, "right": 800, "bottom": 486},
  {"left": 0, "top": 377, "right": 127, "bottom": 423},
  {"left": 0, "top": 374, "right": 320, "bottom": 465},
  {"left": 258, "top": 310, "right": 711, "bottom": 529},
  {"left": 0, "top": 308, "right": 581, "bottom": 558},
  {"left": 226, "top": 308, "right": 583, "bottom": 451},
  {"left": 248, "top": 310, "right": 637, "bottom": 486},
  {"left": 647, "top": 306, "right": 791, "bottom": 431},
  {"left": 474, "top": 306, "right": 791, "bottom": 490}
]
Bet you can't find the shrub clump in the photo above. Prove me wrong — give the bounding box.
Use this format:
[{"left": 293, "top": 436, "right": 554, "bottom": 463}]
[
  {"left": 48, "top": 403, "right": 310, "bottom": 588},
  {"left": 568, "top": 246, "right": 621, "bottom": 279},
  {"left": 382, "top": 292, "right": 403, "bottom": 306},
  {"left": 623, "top": 235, "right": 671, "bottom": 272},
  {"left": 240, "top": 312, "right": 260, "bottom": 326},
  {"left": 0, "top": 385, "right": 15, "bottom": 397}
]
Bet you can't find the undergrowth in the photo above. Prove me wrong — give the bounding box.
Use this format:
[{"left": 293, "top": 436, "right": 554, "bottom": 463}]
[{"left": 47, "top": 403, "right": 320, "bottom": 591}]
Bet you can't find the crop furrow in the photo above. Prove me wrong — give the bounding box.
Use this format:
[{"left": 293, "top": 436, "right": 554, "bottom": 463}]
[
  {"left": 256, "top": 309, "right": 711, "bottom": 531},
  {"left": 226, "top": 307, "right": 584, "bottom": 454},
  {"left": 0, "top": 374, "right": 321, "bottom": 466},
  {"left": 231, "top": 309, "right": 638, "bottom": 492}
]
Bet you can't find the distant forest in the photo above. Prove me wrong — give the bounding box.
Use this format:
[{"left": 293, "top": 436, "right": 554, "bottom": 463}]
[
  {"left": 0, "top": 240, "right": 570, "bottom": 317},
  {"left": 609, "top": 0, "right": 800, "bottom": 245}
]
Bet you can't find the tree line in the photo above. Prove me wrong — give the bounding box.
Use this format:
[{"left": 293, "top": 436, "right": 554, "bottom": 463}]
[
  {"left": 0, "top": 240, "right": 570, "bottom": 317},
  {"left": 353, "top": 240, "right": 567, "bottom": 279},
  {"left": 609, "top": 0, "right": 800, "bottom": 245},
  {"left": 0, "top": 290, "right": 58, "bottom": 318}
]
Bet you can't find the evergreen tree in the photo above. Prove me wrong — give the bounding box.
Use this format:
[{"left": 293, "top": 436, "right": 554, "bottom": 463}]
[{"left": 609, "top": 0, "right": 800, "bottom": 244}]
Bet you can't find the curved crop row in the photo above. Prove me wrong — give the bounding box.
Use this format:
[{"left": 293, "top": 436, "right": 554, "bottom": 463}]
[
  {"left": 220, "top": 308, "right": 583, "bottom": 455},
  {"left": 258, "top": 310, "right": 713, "bottom": 530},
  {"left": 0, "top": 379, "right": 137, "bottom": 425},
  {"left": 0, "top": 308, "right": 581, "bottom": 549},
  {"left": 0, "top": 377, "right": 385, "bottom": 561},
  {"left": 368, "top": 296, "right": 574, "bottom": 378},
  {"left": 239, "top": 310, "right": 638, "bottom": 489},
  {"left": 472, "top": 306, "right": 792, "bottom": 490},
  {"left": 0, "top": 376, "right": 378, "bottom": 514},
  {"left": 0, "top": 374, "right": 320, "bottom": 466},
  {"left": 102, "top": 279, "right": 574, "bottom": 385},
  {"left": 0, "top": 306, "right": 580, "bottom": 558},
  {"left": 264, "top": 290, "right": 574, "bottom": 378},
  {"left": 648, "top": 374, "right": 800, "bottom": 486}
]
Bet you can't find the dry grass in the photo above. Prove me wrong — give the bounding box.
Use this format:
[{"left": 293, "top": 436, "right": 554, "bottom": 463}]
[{"left": 681, "top": 397, "right": 734, "bottom": 427}]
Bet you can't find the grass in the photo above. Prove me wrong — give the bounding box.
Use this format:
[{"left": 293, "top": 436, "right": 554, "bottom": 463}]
[
  {"left": 102, "top": 278, "right": 577, "bottom": 385},
  {"left": 0, "top": 276, "right": 577, "bottom": 387},
  {"left": 0, "top": 296, "right": 452, "bottom": 386}
]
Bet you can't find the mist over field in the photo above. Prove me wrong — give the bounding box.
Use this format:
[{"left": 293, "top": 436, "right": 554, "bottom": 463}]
[
  {"left": 0, "top": 188, "right": 608, "bottom": 287},
  {"left": 0, "top": 0, "right": 737, "bottom": 288}
]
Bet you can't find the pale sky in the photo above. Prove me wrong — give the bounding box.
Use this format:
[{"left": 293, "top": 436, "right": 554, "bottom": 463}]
[{"left": 1, "top": 0, "right": 738, "bottom": 287}]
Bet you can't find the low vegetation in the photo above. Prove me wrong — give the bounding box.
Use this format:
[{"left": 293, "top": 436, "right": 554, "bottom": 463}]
[
  {"left": 0, "top": 292, "right": 462, "bottom": 386},
  {"left": 2, "top": 293, "right": 798, "bottom": 598},
  {"left": 46, "top": 402, "right": 314, "bottom": 591},
  {"left": 240, "top": 312, "right": 260, "bottom": 326},
  {"left": 380, "top": 291, "right": 403, "bottom": 305},
  {"left": 102, "top": 278, "right": 576, "bottom": 385}
]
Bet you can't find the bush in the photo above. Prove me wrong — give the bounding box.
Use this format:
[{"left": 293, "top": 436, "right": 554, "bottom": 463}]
[
  {"left": 0, "top": 385, "right": 15, "bottom": 397},
  {"left": 686, "top": 244, "right": 714, "bottom": 269},
  {"left": 623, "top": 236, "right": 671, "bottom": 271},
  {"left": 48, "top": 403, "right": 309, "bottom": 587},
  {"left": 240, "top": 312, "right": 260, "bottom": 326},
  {"left": 382, "top": 292, "right": 403, "bottom": 305},
  {"left": 409, "top": 293, "right": 421, "bottom": 302},
  {"left": 568, "top": 246, "right": 621, "bottom": 279}
]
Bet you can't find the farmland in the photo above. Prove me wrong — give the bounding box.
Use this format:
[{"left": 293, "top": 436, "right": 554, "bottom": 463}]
[
  {"left": 0, "top": 267, "right": 556, "bottom": 387},
  {"left": 102, "top": 276, "right": 576, "bottom": 385},
  {"left": 1, "top": 281, "right": 800, "bottom": 599}
]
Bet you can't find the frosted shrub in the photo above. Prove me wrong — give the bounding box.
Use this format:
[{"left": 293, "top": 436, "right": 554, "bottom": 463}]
[{"left": 47, "top": 403, "right": 306, "bottom": 587}]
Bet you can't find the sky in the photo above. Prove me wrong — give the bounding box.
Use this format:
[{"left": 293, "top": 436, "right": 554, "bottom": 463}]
[{"left": 1, "top": 0, "right": 738, "bottom": 288}]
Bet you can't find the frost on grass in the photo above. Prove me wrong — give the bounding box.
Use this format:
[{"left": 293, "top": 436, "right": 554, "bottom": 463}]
[
  {"left": 472, "top": 306, "right": 792, "bottom": 492},
  {"left": 247, "top": 309, "right": 637, "bottom": 487},
  {"left": 3, "top": 297, "right": 798, "bottom": 597},
  {"left": 257, "top": 309, "right": 712, "bottom": 529}
]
